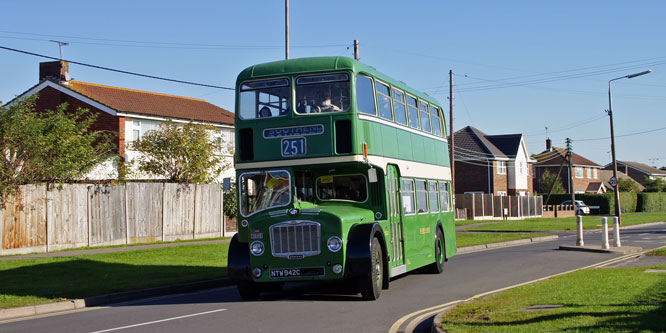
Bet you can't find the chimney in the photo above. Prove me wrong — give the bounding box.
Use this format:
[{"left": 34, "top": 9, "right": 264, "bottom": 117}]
[
  {"left": 546, "top": 138, "right": 552, "bottom": 151},
  {"left": 39, "top": 61, "right": 70, "bottom": 83}
]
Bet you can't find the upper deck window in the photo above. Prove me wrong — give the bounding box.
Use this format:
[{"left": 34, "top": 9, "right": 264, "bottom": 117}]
[
  {"left": 376, "top": 81, "right": 393, "bottom": 121},
  {"left": 239, "top": 78, "right": 290, "bottom": 120},
  {"left": 407, "top": 95, "right": 419, "bottom": 129},
  {"left": 419, "top": 100, "right": 431, "bottom": 133},
  {"left": 393, "top": 88, "right": 407, "bottom": 126},
  {"left": 431, "top": 105, "right": 442, "bottom": 136},
  {"left": 295, "top": 73, "right": 350, "bottom": 114},
  {"left": 356, "top": 74, "right": 376, "bottom": 115}
]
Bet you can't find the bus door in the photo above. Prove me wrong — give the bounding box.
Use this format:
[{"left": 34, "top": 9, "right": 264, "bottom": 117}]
[{"left": 386, "top": 165, "right": 406, "bottom": 274}]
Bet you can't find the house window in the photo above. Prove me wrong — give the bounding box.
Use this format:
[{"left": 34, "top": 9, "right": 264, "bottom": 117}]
[
  {"left": 132, "top": 120, "right": 141, "bottom": 141},
  {"left": 593, "top": 168, "right": 598, "bottom": 179},
  {"left": 497, "top": 191, "right": 507, "bottom": 196},
  {"left": 575, "top": 167, "right": 583, "bottom": 178},
  {"left": 497, "top": 161, "right": 507, "bottom": 175},
  {"left": 587, "top": 167, "right": 592, "bottom": 179}
]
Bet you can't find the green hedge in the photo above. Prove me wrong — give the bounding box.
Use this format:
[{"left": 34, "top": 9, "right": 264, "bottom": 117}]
[
  {"left": 637, "top": 192, "right": 666, "bottom": 212},
  {"left": 545, "top": 192, "right": 637, "bottom": 214}
]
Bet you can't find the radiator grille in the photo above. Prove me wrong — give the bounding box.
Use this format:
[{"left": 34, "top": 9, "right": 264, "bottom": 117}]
[{"left": 270, "top": 221, "right": 321, "bottom": 258}]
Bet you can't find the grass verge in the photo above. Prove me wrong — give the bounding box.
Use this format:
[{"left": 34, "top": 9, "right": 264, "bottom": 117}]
[
  {"left": 440, "top": 264, "right": 666, "bottom": 332},
  {"left": 464, "top": 212, "right": 666, "bottom": 232},
  {"left": 0, "top": 243, "right": 229, "bottom": 309}
]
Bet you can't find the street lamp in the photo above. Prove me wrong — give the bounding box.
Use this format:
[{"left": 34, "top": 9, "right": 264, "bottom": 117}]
[{"left": 607, "top": 69, "right": 651, "bottom": 225}]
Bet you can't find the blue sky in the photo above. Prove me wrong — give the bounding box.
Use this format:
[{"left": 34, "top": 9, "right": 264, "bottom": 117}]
[{"left": 1, "top": 1, "right": 664, "bottom": 167}]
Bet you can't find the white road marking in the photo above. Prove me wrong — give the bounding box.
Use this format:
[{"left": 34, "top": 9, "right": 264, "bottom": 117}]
[{"left": 88, "top": 309, "right": 227, "bottom": 333}]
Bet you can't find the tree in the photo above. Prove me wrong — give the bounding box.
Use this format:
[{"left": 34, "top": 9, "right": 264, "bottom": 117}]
[
  {"left": 643, "top": 177, "right": 666, "bottom": 192},
  {"left": 539, "top": 170, "right": 566, "bottom": 195},
  {"left": 617, "top": 177, "right": 640, "bottom": 192},
  {"left": 0, "top": 95, "right": 115, "bottom": 202},
  {"left": 223, "top": 183, "right": 239, "bottom": 220},
  {"left": 130, "top": 121, "right": 230, "bottom": 183}
]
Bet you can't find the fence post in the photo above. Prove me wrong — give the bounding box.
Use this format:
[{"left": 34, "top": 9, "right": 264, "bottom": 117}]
[
  {"left": 601, "top": 217, "right": 609, "bottom": 249},
  {"left": 87, "top": 185, "right": 92, "bottom": 247},
  {"left": 612, "top": 216, "right": 621, "bottom": 247},
  {"left": 576, "top": 215, "right": 584, "bottom": 246}
]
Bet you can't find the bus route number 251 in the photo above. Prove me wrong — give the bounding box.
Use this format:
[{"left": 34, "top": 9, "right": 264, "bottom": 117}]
[{"left": 281, "top": 137, "right": 306, "bottom": 157}]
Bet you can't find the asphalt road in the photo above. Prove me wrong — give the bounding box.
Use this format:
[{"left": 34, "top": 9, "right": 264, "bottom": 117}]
[{"left": 2, "top": 223, "right": 664, "bottom": 333}]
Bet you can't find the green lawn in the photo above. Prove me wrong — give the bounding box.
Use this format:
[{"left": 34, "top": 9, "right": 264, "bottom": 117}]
[
  {"left": 456, "top": 233, "right": 552, "bottom": 248},
  {"left": 440, "top": 262, "right": 666, "bottom": 332},
  {"left": 0, "top": 243, "right": 229, "bottom": 309},
  {"left": 464, "top": 212, "right": 666, "bottom": 232}
]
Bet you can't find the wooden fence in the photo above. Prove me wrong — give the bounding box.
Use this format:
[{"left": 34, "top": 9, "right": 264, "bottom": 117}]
[
  {"left": 455, "top": 193, "right": 543, "bottom": 220},
  {"left": 0, "top": 183, "right": 236, "bottom": 256}
]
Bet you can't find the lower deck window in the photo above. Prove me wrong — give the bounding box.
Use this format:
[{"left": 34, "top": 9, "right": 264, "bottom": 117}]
[
  {"left": 415, "top": 180, "right": 428, "bottom": 213},
  {"left": 316, "top": 174, "right": 367, "bottom": 202},
  {"left": 401, "top": 179, "right": 415, "bottom": 214}
]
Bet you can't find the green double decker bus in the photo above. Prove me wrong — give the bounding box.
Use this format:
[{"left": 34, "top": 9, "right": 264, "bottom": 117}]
[{"left": 228, "top": 57, "right": 455, "bottom": 300}]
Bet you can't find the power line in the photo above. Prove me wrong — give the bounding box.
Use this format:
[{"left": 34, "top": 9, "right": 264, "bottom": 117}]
[
  {"left": 0, "top": 45, "right": 235, "bottom": 90},
  {"left": 572, "top": 127, "right": 666, "bottom": 142},
  {"left": 0, "top": 30, "right": 349, "bottom": 50}
]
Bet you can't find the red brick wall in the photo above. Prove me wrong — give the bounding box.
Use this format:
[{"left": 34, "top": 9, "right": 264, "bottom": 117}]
[
  {"left": 454, "top": 160, "right": 490, "bottom": 194},
  {"left": 492, "top": 161, "right": 508, "bottom": 195},
  {"left": 34, "top": 86, "right": 120, "bottom": 153},
  {"left": 534, "top": 165, "right": 601, "bottom": 193}
]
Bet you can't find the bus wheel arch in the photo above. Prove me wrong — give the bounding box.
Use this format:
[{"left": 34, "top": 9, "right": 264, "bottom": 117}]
[{"left": 345, "top": 223, "right": 390, "bottom": 299}]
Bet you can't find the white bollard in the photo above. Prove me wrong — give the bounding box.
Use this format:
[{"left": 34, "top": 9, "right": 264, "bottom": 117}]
[
  {"left": 601, "top": 217, "right": 609, "bottom": 249},
  {"left": 613, "top": 216, "right": 621, "bottom": 247},
  {"left": 576, "top": 215, "right": 584, "bottom": 246}
]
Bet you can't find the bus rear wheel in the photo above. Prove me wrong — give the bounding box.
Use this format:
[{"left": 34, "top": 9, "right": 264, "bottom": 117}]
[
  {"left": 360, "top": 237, "right": 384, "bottom": 300},
  {"left": 426, "top": 229, "right": 445, "bottom": 274}
]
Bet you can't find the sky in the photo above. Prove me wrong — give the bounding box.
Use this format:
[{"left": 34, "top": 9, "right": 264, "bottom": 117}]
[{"left": 1, "top": 1, "right": 664, "bottom": 168}]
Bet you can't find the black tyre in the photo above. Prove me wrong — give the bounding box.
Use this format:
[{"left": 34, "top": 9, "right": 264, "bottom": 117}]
[
  {"left": 426, "top": 228, "right": 445, "bottom": 274},
  {"left": 237, "top": 281, "right": 261, "bottom": 300},
  {"left": 360, "top": 237, "right": 384, "bottom": 300}
]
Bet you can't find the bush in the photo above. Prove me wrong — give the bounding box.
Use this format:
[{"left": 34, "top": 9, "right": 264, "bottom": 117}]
[{"left": 637, "top": 192, "right": 666, "bottom": 212}]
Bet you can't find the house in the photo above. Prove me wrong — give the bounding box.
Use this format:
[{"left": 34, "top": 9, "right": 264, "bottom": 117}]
[
  {"left": 453, "top": 126, "right": 535, "bottom": 196},
  {"left": 599, "top": 170, "right": 645, "bottom": 192},
  {"left": 6, "top": 61, "right": 235, "bottom": 181},
  {"left": 533, "top": 139, "right": 605, "bottom": 194},
  {"left": 603, "top": 161, "right": 666, "bottom": 186}
]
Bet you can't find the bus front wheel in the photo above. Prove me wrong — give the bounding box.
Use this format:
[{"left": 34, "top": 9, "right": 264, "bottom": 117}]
[{"left": 360, "top": 237, "right": 384, "bottom": 300}]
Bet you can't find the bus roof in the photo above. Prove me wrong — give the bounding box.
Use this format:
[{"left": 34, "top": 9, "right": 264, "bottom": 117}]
[{"left": 236, "top": 56, "right": 442, "bottom": 107}]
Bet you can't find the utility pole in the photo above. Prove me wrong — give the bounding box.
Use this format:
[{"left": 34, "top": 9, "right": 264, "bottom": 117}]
[
  {"left": 449, "top": 70, "right": 455, "bottom": 195},
  {"left": 353, "top": 40, "right": 359, "bottom": 61},
  {"left": 566, "top": 138, "right": 576, "bottom": 214},
  {"left": 285, "top": 0, "right": 289, "bottom": 60}
]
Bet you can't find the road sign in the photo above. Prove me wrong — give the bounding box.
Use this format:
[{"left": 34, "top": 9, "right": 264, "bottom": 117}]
[{"left": 610, "top": 176, "right": 618, "bottom": 187}]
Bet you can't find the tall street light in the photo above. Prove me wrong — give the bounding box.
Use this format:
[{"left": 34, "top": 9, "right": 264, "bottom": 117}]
[{"left": 607, "top": 69, "right": 651, "bottom": 224}]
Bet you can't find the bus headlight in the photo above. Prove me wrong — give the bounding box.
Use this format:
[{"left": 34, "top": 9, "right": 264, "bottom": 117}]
[
  {"left": 332, "top": 264, "right": 343, "bottom": 274},
  {"left": 250, "top": 241, "right": 264, "bottom": 256},
  {"left": 327, "top": 236, "right": 342, "bottom": 252},
  {"left": 252, "top": 267, "right": 263, "bottom": 278}
]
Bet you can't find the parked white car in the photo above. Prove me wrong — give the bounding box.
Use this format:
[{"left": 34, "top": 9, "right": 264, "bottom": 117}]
[{"left": 560, "top": 200, "right": 591, "bottom": 215}]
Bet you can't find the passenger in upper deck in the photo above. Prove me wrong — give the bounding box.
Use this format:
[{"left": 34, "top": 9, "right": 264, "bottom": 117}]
[
  {"left": 259, "top": 106, "right": 272, "bottom": 118},
  {"left": 310, "top": 90, "right": 341, "bottom": 113}
]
